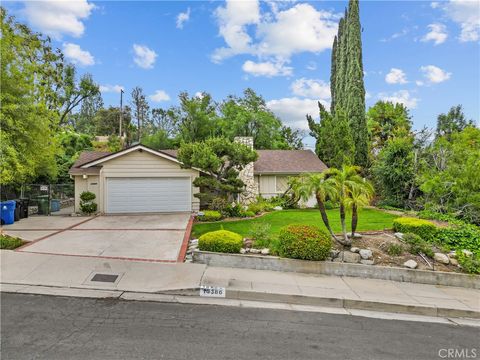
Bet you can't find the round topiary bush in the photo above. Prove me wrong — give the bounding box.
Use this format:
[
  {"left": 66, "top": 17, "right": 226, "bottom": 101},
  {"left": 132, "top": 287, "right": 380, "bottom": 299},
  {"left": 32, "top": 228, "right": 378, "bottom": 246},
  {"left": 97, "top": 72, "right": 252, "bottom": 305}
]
[
  {"left": 277, "top": 224, "right": 332, "bottom": 261},
  {"left": 198, "top": 230, "right": 243, "bottom": 253},
  {"left": 393, "top": 217, "right": 437, "bottom": 241},
  {"left": 197, "top": 210, "right": 223, "bottom": 222}
]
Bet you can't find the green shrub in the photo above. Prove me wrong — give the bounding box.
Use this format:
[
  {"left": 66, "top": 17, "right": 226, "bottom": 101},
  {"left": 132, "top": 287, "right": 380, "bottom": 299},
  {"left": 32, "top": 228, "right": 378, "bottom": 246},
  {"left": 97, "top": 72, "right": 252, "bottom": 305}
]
[
  {"left": 456, "top": 251, "right": 480, "bottom": 275},
  {"left": 210, "top": 197, "right": 230, "bottom": 215},
  {"left": 198, "top": 230, "right": 243, "bottom": 253},
  {"left": 0, "top": 235, "right": 23, "bottom": 249},
  {"left": 247, "top": 202, "right": 265, "bottom": 215},
  {"left": 277, "top": 224, "right": 332, "bottom": 261},
  {"left": 436, "top": 224, "right": 480, "bottom": 255},
  {"left": 79, "top": 191, "right": 97, "bottom": 214},
  {"left": 417, "top": 210, "right": 455, "bottom": 222},
  {"left": 403, "top": 233, "right": 434, "bottom": 258},
  {"left": 386, "top": 243, "right": 404, "bottom": 256},
  {"left": 393, "top": 217, "right": 437, "bottom": 241},
  {"left": 197, "top": 210, "right": 222, "bottom": 222},
  {"left": 226, "top": 203, "right": 246, "bottom": 217},
  {"left": 324, "top": 200, "right": 338, "bottom": 210},
  {"left": 244, "top": 211, "right": 255, "bottom": 218},
  {"left": 248, "top": 222, "right": 272, "bottom": 248}
]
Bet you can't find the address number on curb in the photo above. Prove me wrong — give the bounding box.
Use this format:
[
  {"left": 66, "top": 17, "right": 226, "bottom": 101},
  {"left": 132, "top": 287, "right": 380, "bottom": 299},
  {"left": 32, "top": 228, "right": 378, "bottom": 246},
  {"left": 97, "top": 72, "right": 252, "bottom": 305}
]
[{"left": 200, "top": 286, "right": 226, "bottom": 298}]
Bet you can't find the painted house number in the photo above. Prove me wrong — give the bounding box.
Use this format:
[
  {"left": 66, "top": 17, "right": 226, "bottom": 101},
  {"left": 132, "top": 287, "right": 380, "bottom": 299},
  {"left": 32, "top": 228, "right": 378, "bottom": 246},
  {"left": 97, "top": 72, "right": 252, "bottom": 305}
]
[{"left": 199, "top": 286, "right": 226, "bottom": 298}]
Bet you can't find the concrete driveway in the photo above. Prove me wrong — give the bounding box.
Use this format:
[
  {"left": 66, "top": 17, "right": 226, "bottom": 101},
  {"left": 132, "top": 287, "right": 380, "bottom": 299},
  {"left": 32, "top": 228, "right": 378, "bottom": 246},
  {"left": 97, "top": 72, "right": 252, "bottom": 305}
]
[{"left": 5, "top": 214, "right": 191, "bottom": 262}]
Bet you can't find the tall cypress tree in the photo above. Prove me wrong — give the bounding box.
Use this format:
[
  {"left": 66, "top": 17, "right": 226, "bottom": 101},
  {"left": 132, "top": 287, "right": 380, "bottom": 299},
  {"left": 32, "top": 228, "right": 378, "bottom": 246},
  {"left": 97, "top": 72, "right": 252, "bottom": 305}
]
[
  {"left": 330, "top": 35, "right": 337, "bottom": 114},
  {"left": 345, "top": 0, "right": 368, "bottom": 168}
]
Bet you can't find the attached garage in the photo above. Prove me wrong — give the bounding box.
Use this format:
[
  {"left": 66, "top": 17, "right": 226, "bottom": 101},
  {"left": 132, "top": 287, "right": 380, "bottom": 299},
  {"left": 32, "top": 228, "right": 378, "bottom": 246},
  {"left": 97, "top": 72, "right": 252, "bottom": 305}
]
[
  {"left": 69, "top": 145, "right": 200, "bottom": 214},
  {"left": 106, "top": 177, "right": 191, "bottom": 213}
]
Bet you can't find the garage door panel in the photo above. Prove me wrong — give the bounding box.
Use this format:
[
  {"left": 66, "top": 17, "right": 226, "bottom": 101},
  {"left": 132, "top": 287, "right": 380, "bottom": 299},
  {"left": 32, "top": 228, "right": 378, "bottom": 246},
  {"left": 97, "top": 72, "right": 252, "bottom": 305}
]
[{"left": 106, "top": 178, "right": 191, "bottom": 213}]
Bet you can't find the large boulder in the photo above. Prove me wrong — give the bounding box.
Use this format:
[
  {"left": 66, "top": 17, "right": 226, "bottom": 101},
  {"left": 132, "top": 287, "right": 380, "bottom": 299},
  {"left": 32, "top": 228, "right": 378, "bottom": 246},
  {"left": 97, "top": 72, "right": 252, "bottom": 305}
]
[
  {"left": 434, "top": 253, "right": 450, "bottom": 265},
  {"left": 359, "top": 249, "right": 373, "bottom": 260},
  {"left": 339, "top": 251, "right": 361, "bottom": 263}
]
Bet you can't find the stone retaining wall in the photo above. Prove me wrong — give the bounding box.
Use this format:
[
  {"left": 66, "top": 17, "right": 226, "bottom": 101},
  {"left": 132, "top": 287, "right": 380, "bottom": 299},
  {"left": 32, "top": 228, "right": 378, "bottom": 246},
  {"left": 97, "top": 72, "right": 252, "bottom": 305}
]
[{"left": 192, "top": 251, "right": 480, "bottom": 289}]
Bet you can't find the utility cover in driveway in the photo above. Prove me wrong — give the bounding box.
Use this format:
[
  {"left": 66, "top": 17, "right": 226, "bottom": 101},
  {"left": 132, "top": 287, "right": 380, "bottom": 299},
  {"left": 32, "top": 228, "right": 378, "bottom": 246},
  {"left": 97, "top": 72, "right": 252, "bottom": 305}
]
[
  {"left": 91, "top": 274, "right": 119, "bottom": 283},
  {"left": 106, "top": 177, "right": 191, "bottom": 213}
]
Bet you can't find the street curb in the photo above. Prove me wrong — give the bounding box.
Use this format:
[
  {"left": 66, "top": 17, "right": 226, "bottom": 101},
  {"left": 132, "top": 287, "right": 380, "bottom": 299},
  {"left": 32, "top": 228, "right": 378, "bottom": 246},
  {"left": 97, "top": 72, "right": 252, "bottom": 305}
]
[
  {"left": 193, "top": 251, "right": 480, "bottom": 289},
  {"left": 1, "top": 283, "right": 478, "bottom": 320}
]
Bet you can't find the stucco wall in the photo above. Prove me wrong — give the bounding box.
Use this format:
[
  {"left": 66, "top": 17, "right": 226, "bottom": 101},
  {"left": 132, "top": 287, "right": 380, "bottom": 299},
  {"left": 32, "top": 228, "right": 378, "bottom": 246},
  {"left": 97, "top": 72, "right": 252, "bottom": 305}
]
[
  {"left": 74, "top": 175, "right": 100, "bottom": 213},
  {"left": 74, "top": 149, "right": 200, "bottom": 213}
]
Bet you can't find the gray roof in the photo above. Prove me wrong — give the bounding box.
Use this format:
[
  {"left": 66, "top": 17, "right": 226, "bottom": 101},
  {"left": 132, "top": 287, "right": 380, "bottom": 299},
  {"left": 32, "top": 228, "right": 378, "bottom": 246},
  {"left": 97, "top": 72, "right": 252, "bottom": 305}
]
[{"left": 69, "top": 148, "right": 327, "bottom": 175}]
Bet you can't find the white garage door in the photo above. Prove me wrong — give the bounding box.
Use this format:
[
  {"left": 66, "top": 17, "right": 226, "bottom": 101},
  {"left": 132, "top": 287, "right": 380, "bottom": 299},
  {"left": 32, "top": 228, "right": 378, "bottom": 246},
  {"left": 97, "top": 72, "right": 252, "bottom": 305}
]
[{"left": 106, "top": 177, "right": 191, "bottom": 213}]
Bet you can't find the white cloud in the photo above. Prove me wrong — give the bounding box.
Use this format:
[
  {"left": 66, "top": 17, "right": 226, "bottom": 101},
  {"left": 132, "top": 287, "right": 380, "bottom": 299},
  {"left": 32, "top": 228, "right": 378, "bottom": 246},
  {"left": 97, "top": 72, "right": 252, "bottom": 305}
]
[
  {"left": 415, "top": 80, "right": 424, "bottom": 86},
  {"left": 379, "top": 90, "right": 419, "bottom": 109},
  {"left": 176, "top": 8, "right": 191, "bottom": 29},
  {"left": 266, "top": 97, "right": 328, "bottom": 130},
  {"left": 242, "top": 60, "right": 292, "bottom": 77},
  {"left": 149, "top": 90, "right": 171, "bottom": 102},
  {"left": 62, "top": 43, "right": 95, "bottom": 66},
  {"left": 212, "top": 0, "right": 338, "bottom": 73},
  {"left": 442, "top": 0, "right": 480, "bottom": 42},
  {"left": 431, "top": 2, "right": 440, "bottom": 9},
  {"left": 421, "top": 23, "right": 448, "bottom": 45},
  {"left": 420, "top": 65, "right": 451, "bottom": 83},
  {"left": 99, "top": 84, "right": 124, "bottom": 93},
  {"left": 290, "top": 78, "right": 330, "bottom": 99},
  {"left": 133, "top": 44, "right": 157, "bottom": 69},
  {"left": 21, "top": 0, "right": 94, "bottom": 39},
  {"left": 385, "top": 68, "right": 408, "bottom": 84}
]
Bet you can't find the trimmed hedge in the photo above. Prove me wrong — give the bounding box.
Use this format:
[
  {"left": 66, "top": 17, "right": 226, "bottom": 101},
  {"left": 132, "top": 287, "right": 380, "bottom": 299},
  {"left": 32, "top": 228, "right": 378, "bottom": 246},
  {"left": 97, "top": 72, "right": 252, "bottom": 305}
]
[
  {"left": 393, "top": 217, "right": 437, "bottom": 241},
  {"left": 198, "top": 230, "right": 243, "bottom": 253},
  {"left": 277, "top": 224, "right": 332, "bottom": 261},
  {"left": 197, "top": 210, "right": 223, "bottom": 222}
]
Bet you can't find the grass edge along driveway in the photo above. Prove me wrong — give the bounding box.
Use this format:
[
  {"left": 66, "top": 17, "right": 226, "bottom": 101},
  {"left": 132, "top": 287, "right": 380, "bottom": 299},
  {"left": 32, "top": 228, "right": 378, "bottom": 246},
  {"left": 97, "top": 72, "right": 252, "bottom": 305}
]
[{"left": 192, "top": 208, "right": 398, "bottom": 239}]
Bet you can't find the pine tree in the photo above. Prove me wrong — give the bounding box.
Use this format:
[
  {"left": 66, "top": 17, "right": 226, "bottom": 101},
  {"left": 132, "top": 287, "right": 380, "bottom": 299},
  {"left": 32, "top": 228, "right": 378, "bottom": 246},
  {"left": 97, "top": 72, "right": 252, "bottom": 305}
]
[{"left": 345, "top": 0, "right": 369, "bottom": 168}]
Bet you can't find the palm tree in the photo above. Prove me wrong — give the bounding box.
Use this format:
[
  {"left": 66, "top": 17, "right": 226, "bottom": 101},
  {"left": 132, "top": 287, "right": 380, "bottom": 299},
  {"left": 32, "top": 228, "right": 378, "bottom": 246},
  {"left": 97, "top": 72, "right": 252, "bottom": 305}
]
[
  {"left": 328, "top": 165, "right": 365, "bottom": 246},
  {"left": 299, "top": 173, "right": 339, "bottom": 241},
  {"left": 345, "top": 180, "right": 374, "bottom": 236}
]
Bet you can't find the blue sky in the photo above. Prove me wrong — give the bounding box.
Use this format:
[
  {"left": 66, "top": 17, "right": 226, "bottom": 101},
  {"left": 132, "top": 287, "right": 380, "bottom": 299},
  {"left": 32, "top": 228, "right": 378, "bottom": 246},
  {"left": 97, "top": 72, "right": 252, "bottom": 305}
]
[{"left": 5, "top": 0, "right": 480, "bottom": 147}]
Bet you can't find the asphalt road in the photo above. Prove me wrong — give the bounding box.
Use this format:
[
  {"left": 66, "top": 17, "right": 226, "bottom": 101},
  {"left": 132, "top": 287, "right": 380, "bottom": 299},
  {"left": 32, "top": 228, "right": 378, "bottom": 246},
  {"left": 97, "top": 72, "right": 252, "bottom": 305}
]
[{"left": 1, "top": 293, "right": 478, "bottom": 360}]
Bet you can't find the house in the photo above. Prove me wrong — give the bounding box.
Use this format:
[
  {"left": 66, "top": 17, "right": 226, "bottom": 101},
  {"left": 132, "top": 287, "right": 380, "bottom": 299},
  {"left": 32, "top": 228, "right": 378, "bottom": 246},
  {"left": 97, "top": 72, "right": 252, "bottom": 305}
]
[{"left": 69, "top": 138, "right": 327, "bottom": 214}]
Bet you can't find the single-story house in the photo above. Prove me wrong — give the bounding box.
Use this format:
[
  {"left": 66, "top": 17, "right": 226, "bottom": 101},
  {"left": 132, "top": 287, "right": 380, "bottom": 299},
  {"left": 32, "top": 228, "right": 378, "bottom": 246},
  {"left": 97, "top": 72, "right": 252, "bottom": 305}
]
[{"left": 69, "top": 139, "right": 327, "bottom": 214}]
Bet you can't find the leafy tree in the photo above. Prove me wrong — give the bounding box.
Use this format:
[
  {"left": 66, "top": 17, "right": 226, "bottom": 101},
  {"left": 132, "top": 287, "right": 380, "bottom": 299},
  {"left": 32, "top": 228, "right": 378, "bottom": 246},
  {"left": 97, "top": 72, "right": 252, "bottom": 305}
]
[
  {"left": 372, "top": 135, "right": 415, "bottom": 208},
  {"left": 345, "top": 178, "right": 374, "bottom": 235},
  {"left": 95, "top": 106, "right": 132, "bottom": 137},
  {"left": 57, "top": 69, "right": 100, "bottom": 126},
  {"left": 151, "top": 107, "right": 179, "bottom": 137},
  {"left": 107, "top": 135, "right": 122, "bottom": 152},
  {"left": 131, "top": 87, "right": 150, "bottom": 140},
  {"left": 367, "top": 101, "right": 412, "bottom": 154},
  {"left": 141, "top": 130, "right": 173, "bottom": 150},
  {"left": 0, "top": 8, "right": 59, "bottom": 184},
  {"left": 176, "top": 92, "right": 218, "bottom": 143},
  {"left": 177, "top": 138, "right": 258, "bottom": 206},
  {"left": 279, "top": 126, "right": 304, "bottom": 150},
  {"left": 436, "top": 105, "right": 473, "bottom": 141},
  {"left": 308, "top": 103, "right": 354, "bottom": 168},
  {"left": 73, "top": 90, "right": 104, "bottom": 134},
  {"left": 219, "top": 88, "right": 287, "bottom": 149},
  {"left": 420, "top": 126, "right": 480, "bottom": 224},
  {"left": 55, "top": 131, "right": 93, "bottom": 182}
]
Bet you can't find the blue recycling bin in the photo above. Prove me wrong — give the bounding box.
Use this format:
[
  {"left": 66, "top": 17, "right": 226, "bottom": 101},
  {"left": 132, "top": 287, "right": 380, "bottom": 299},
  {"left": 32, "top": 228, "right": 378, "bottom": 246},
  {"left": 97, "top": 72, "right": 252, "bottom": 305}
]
[
  {"left": 50, "top": 199, "right": 60, "bottom": 212},
  {"left": 0, "top": 200, "right": 16, "bottom": 225}
]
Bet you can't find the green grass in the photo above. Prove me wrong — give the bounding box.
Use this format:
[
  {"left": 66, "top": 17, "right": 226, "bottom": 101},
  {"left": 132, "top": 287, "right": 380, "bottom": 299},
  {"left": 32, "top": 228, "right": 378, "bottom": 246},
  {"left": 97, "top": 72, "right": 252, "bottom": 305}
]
[
  {"left": 0, "top": 234, "right": 24, "bottom": 250},
  {"left": 192, "top": 208, "right": 398, "bottom": 238}
]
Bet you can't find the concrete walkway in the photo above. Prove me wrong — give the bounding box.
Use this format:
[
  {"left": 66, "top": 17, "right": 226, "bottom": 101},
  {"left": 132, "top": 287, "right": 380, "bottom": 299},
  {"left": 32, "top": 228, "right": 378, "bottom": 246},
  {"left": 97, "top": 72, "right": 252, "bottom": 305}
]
[{"left": 1, "top": 250, "right": 479, "bottom": 319}]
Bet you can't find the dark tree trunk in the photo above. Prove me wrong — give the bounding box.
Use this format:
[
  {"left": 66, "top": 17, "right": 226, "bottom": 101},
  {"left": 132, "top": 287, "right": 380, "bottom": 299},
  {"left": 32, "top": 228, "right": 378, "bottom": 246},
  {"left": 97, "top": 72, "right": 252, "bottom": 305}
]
[
  {"left": 316, "top": 195, "right": 338, "bottom": 242},
  {"left": 351, "top": 203, "right": 358, "bottom": 235},
  {"left": 339, "top": 203, "right": 351, "bottom": 246}
]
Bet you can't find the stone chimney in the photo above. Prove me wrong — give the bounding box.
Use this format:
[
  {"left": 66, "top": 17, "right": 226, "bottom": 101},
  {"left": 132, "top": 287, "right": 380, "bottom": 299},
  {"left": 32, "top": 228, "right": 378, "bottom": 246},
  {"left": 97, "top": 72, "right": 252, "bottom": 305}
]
[{"left": 234, "top": 137, "right": 258, "bottom": 205}]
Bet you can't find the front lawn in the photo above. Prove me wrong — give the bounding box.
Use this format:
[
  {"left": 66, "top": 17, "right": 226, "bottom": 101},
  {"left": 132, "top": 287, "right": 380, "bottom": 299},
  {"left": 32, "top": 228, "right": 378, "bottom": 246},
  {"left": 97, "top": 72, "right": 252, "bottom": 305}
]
[{"left": 192, "top": 208, "right": 398, "bottom": 239}]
